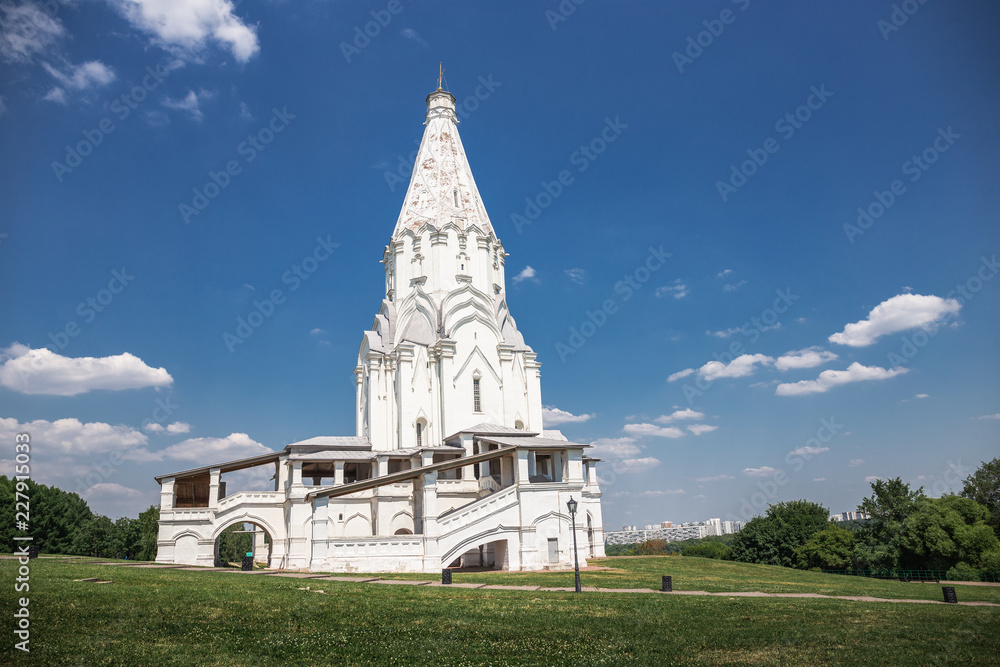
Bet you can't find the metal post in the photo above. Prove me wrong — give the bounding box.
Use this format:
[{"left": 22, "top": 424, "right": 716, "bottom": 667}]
[{"left": 570, "top": 506, "right": 581, "bottom": 593}]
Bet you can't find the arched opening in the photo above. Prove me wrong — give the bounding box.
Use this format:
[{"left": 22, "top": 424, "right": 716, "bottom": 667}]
[
  {"left": 394, "top": 528, "right": 413, "bottom": 535},
  {"left": 415, "top": 418, "right": 426, "bottom": 448},
  {"left": 447, "top": 539, "right": 509, "bottom": 571},
  {"left": 514, "top": 420, "right": 524, "bottom": 430},
  {"left": 214, "top": 521, "right": 272, "bottom": 569}
]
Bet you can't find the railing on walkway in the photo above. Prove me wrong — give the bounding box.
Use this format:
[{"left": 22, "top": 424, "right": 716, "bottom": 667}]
[{"left": 822, "top": 569, "right": 999, "bottom": 583}]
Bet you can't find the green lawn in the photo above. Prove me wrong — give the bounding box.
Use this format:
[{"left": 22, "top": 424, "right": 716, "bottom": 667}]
[
  {"left": 2, "top": 558, "right": 997, "bottom": 666},
  {"left": 364, "top": 555, "right": 1000, "bottom": 604}
]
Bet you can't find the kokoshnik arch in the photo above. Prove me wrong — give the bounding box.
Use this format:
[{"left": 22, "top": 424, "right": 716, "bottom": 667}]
[{"left": 154, "top": 82, "right": 607, "bottom": 573}]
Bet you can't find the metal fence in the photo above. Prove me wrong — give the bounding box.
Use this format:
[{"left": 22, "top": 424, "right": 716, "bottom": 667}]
[{"left": 822, "top": 569, "right": 999, "bottom": 583}]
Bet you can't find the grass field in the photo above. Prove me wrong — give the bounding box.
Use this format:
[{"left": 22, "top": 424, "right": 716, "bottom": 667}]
[{"left": 3, "top": 556, "right": 997, "bottom": 666}]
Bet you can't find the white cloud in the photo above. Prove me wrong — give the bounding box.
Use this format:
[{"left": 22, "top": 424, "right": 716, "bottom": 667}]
[
  {"left": 667, "top": 368, "right": 694, "bottom": 383},
  {"left": 399, "top": 27, "right": 428, "bottom": 47},
  {"left": 588, "top": 437, "right": 641, "bottom": 460},
  {"left": 144, "top": 422, "right": 165, "bottom": 433},
  {"left": 641, "top": 488, "right": 685, "bottom": 496},
  {"left": 829, "top": 294, "right": 961, "bottom": 347},
  {"left": 162, "top": 88, "right": 212, "bottom": 121},
  {"left": 158, "top": 432, "right": 270, "bottom": 463},
  {"left": 42, "top": 86, "right": 66, "bottom": 104},
  {"left": 812, "top": 477, "right": 826, "bottom": 482},
  {"left": 695, "top": 474, "right": 734, "bottom": 482},
  {"left": 0, "top": 344, "right": 173, "bottom": 396},
  {"left": 699, "top": 354, "right": 773, "bottom": 381},
  {"left": 723, "top": 280, "right": 747, "bottom": 292},
  {"left": 775, "top": 362, "right": 907, "bottom": 396},
  {"left": 789, "top": 445, "right": 829, "bottom": 457},
  {"left": 82, "top": 482, "right": 145, "bottom": 500},
  {"left": 611, "top": 457, "right": 661, "bottom": 474},
  {"left": 0, "top": 95, "right": 5, "bottom": 116},
  {"left": 687, "top": 424, "right": 717, "bottom": 436},
  {"left": 655, "top": 279, "right": 688, "bottom": 299},
  {"left": 310, "top": 328, "right": 325, "bottom": 335},
  {"left": 512, "top": 266, "right": 536, "bottom": 283},
  {"left": 43, "top": 59, "right": 116, "bottom": 91},
  {"left": 0, "top": 1, "right": 64, "bottom": 64},
  {"left": 707, "top": 327, "right": 741, "bottom": 338},
  {"left": 849, "top": 458, "right": 865, "bottom": 467},
  {"left": 655, "top": 409, "right": 704, "bottom": 423},
  {"left": 775, "top": 347, "right": 838, "bottom": 371},
  {"left": 109, "top": 0, "right": 259, "bottom": 63},
  {"left": 0, "top": 417, "right": 147, "bottom": 456},
  {"left": 864, "top": 475, "right": 881, "bottom": 483},
  {"left": 915, "top": 393, "right": 930, "bottom": 399},
  {"left": 743, "top": 466, "right": 778, "bottom": 477},
  {"left": 717, "top": 269, "right": 733, "bottom": 278},
  {"left": 542, "top": 405, "right": 594, "bottom": 426},
  {"left": 623, "top": 423, "right": 685, "bottom": 438},
  {"left": 564, "top": 268, "right": 586, "bottom": 285},
  {"left": 166, "top": 421, "right": 191, "bottom": 434},
  {"left": 977, "top": 413, "right": 1000, "bottom": 420},
  {"left": 239, "top": 100, "right": 252, "bottom": 120}
]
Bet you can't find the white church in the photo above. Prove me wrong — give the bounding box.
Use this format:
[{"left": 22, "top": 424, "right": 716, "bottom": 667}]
[{"left": 154, "top": 83, "right": 606, "bottom": 573}]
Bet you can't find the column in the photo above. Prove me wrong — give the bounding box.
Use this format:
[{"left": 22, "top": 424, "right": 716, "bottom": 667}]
[
  {"left": 208, "top": 468, "right": 221, "bottom": 510},
  {"left": 160, "top": 478, "right": 174, "bottom": 511},
  {"left": 334, "top": 461, "right": 345, "bottom": 486}
]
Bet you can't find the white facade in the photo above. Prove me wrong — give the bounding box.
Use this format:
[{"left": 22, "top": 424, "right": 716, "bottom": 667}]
[{"left": 154, "top": 85, "right": 606, "bottom": 573}]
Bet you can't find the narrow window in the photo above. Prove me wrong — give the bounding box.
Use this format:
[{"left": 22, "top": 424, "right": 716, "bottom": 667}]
[
  {"left": 416, "top": 421, "right": 423, "bottom": 447},
  {"left": 453, "top": 189, "right": 459, "bottom": 207},
  {"left": 473, "top": 378, "right": 481, "bottom": 413}
]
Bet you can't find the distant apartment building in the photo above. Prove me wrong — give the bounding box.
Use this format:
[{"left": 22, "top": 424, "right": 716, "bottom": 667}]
[
  {"left": 604, "top": 518, "right": 743, "bottom": 545},
  {"left": 831, "top": 511, "right": 870, "bottom": 522}
]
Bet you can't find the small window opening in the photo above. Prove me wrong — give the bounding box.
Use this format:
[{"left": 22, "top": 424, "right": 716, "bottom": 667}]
[
  {"left": 453, "top": 189, "right": 459, "bottom": 207},
  {"left": 473, "top": 378, "right": 481, "bottom": 413},
  {"left": 416, "top": 421, "right": 423, "bottom": 447}
]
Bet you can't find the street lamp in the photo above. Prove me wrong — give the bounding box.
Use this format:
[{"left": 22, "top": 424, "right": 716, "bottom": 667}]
[{"left": 567, "top": 496, "right": 581, "bottom": 593}]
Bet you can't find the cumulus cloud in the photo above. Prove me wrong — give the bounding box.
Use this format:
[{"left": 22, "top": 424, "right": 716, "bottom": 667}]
[
  {"left": 977, "top": 413, "right": 1000, "bottom": 420},
  {"left": 166, "top": 421, "right": 191, "bottom": 434},
  {"left": 707, "top": 327, "right": 741, "bottom": 338},
  {"left": 743, "top": 466, "right": 778, "bottom": 477},
  {"left": 915, "top": 393, "right": 930, "bottom": 399},
  {"left": 864, "top": 475, "right": 881, "bottom": 483},
  {"left": 162, "top": 88, "right": 212, "bottom": 121},
  {"left": 623, "top": 423, "right": 686, "bottom": 438},
  {"left": 849, "top": 458, "right": 865, "bottom": 467},
  {"left": 512, "top": 266, "right": 536, "bottom": 283},
  {"left": 717, "top": 269, "right": 733, "bottom": 278},
  {"left": 641, "top": 488, "right": 685, "bottom": 496},
  {"left": 695, "top": 474, "right": 734, "bottom": 482},
  {"left": 0, "top": 417, "right": 147, "bottom": 456},
  {"left": 610, "top": 457, "right": 661, "bottom": 474},
  {"left": 775, "top": 347, "right": 838, "bottom": 371},
  {"left": 723, "top": 280, "right": 747, "bottom": 292},
  {"left": 655, "top": 279, "right": 688, "bottom": 299},
  {"left": 812, "top": 477, "right": 826, "bottom": 482},
  {"left": 82, "top": 482, "right": 145, "bottom": 499},
  {"left": 829, "top": 294, "right": 960, "bottom": 347},
  {"left": 789, "top": 445, "right": 829, "bottom": 457},
  {"left": 109, "top": 0, "right": 259, "bottom": 63},
  {"left": 699, "top": 354, "right": 773, "bottom": 381},
  {"left": 775, "top": 362, "right": 907, "bottom": 396},
  {"left": 687, "top": 424, "right": 717, "bottom": 436},
  {"left": 43, "top": 59, "right": 115, "bottom": 92},
  {"left": 0, "top": 1, "right": 64, "bottom": 64},
  {"left": 564, "top": 268, "right": 586, "bottom": 285},
  {"left": 542, "top": 406, "right": 594, "bottom": 426},
  {"left": 587, "top": 437, "right": 641, "bottom": 459},
  {"left": 655, "top": 409, "right": 705, "bottom": 423},
  {"left": 0, "top": 344, "right": 173, "bottom": 395},
  {"left": 667, "top": 368, "right": 695, "bottom": 383},
  {"left": 158, "top": 432, "right": 270, "bottom": 463}
]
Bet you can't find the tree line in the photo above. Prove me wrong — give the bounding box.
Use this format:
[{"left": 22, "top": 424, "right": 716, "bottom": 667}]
[
  {"left": 1, "top": 476, "right": 159, "bottom": 560},
  {"left": 620, "top": 457, "right": 1000, "bottom": 578}
]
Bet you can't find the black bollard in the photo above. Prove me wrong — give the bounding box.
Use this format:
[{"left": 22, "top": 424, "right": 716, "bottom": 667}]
[
  {"left": 442, "top": 568, "right": 452, "bottom": 585},
  {"left": 662, "top": 575, "right": 672, "bottom": 592},
  {"left": 942, "top": 586, "right": 958, "bottom": 604}
]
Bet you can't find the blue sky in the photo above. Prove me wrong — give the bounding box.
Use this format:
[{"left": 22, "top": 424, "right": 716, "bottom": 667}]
[{"left": 1, "top": 0, "right": 997, "bottom": 525}]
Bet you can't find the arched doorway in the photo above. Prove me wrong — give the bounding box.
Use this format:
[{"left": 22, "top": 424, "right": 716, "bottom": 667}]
[{"left": 213, "top": 521, "right": 273, "bottom": 568}]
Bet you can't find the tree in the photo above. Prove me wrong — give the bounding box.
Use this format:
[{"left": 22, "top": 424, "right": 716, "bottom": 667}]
[
  {"left": 135, "top": 505, "right": 160, "bottom": 561},
  {"left": 961, "top": 457, "right": 1000, "bottom": 536},
  {"left": 729, "top": 500, "right": 830, "bottom": 568},
  {"left": 854, "top": 477, "right": 924, "bottom": 570},
  {"left": 795, "top": 522, "right": 857, "bottom": 570},
  {"left": 683, "top": 540, "right": 731, "bottom": 560},
  {"left": 898, "top": 495, "right": 999, "bottom": 571}
]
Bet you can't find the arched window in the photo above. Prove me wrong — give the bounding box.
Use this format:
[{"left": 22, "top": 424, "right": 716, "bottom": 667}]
[
  {"left": 515, "top": 420, "right": 524, "bottom": 430},
  {"left": 473, "top": 378, "right": 482, "bottom": 413},
  {"left": 416, "top": 420, "right": 424, "bottom": 447}
]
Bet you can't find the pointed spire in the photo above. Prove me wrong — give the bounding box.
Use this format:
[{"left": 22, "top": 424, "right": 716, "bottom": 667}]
[{"left": 392, "top": 80, "right": 494, "bottom": 238}]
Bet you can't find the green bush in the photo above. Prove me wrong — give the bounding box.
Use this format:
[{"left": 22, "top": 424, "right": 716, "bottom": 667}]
[
  {"left": 945, "top": 561, "right": 979, "bottom": 581},
  {"left": 979, "top": 548, "right": 1000, "bottom": 575}
]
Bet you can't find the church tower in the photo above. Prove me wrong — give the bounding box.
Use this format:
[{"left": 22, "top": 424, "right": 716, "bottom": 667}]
[{"left": 356, "top": 84, "right": 543, "bottom": 451}]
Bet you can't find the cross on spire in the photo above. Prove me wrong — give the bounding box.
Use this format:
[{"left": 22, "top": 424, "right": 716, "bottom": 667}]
[{"left": 437, "top": 62, "right": 444, "bottom": 91}]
